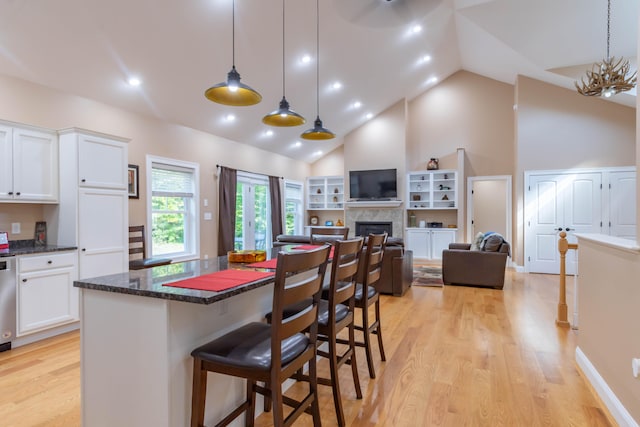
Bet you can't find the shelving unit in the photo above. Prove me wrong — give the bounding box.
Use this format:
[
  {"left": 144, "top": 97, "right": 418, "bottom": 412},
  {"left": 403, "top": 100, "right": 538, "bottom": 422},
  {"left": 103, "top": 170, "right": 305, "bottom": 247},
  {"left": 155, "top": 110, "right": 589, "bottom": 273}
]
[
  {"left": 407, "top": 170, "right": 457, "bottom": 210},
  {"left": 306, "top": 176, "right": 344, "bottom": 210}
]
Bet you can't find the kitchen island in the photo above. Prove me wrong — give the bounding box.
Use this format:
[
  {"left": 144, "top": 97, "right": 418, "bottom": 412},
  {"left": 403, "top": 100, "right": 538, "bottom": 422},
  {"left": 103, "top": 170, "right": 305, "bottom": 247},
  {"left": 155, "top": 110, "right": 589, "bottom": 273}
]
[{"left": 74, "top": 257, "right": 278, "bottom": 427}]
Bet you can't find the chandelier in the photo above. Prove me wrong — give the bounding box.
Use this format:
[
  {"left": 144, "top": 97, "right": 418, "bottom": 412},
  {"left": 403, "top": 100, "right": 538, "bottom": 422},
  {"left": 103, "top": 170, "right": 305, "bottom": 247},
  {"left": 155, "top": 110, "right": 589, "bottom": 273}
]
[{"left": 575, "top": 0, "right": 636, "bottom": 98}]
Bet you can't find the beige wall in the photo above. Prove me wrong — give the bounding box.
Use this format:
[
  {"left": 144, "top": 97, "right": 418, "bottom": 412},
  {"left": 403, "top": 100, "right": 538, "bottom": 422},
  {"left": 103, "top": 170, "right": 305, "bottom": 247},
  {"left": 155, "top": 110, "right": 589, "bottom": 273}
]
[
  {"left": 514, "top": 76, "right": 636, "bottom": 265},
  {"left": 0, "top": 74, "right": 310, "bottom": 257},
  {"left": 0, "top": 204, "right": 44, "bottom": 240}
]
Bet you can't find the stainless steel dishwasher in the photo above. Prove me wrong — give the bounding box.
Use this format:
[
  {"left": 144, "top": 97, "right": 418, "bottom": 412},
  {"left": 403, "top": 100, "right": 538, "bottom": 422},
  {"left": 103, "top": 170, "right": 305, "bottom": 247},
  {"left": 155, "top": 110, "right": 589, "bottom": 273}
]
[{"left": 0, "top": 256, "right": 16, "bottom": 352}]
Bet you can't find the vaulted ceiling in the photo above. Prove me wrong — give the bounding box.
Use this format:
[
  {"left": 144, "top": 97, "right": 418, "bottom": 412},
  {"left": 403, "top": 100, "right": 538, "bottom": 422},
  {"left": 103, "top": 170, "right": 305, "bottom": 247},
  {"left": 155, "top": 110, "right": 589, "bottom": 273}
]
[{"left": 0, "top": 0, "right": 636, "bottom": 162}]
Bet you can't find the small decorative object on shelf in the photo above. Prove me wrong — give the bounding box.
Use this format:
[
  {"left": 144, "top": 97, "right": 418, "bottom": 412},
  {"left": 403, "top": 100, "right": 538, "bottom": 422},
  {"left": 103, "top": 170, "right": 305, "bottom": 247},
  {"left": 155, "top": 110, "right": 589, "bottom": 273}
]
[
  {"left": 310, "top": 215, "right": 319, "bottom": 225},
  {"left": 333, "top": 196, "right": 338, "bottom": 203},
  {"left": 442, "top": 194, "right": 449, "bottom": 200},
  {"left": 325, "top": 220, "right": 333, "bottom": 226},
  {"left": 336, "top": 218, "right": 344, "bottom": 226},
  {"left": 35, "top": 221, "right": 47, "bottom": 246},
  {"left": 416, "top": 183, "right": 422, "bottom": 191},
  {"left": 409, "top": 212, "right": 416, "bottom": 227},
  {"left": 333, "top": 187, "right": 339, "bottom": 193},
  {"left": 427, "top": 158, "right": 439, "bottom": 170},
  {"left": 412, "top": 195, "right": 421, "bottom": 201},
  {"left": 444, "top": 174, "right": 448, "bottom": 179},
  {"left": 316, "top": 188, "right": 322, "bottom": 194},
  {"left": 439, "top": 185, "right": 451, "bottom": 190}
]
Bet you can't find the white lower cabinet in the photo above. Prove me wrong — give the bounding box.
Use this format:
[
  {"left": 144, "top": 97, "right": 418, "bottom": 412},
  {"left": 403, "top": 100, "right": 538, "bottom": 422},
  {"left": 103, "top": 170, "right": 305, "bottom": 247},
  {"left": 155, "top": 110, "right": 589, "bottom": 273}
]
[
  {"left": 17, "top": 252, "right": 78, "bottom": 336},
  {"left": 405, "top": 228, "right": 457, "bottom": 260}
]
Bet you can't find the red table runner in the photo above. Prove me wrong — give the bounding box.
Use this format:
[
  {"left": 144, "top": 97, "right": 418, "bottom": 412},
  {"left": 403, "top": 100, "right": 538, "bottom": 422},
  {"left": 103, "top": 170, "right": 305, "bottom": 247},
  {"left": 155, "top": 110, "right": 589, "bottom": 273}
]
[
  {"left": 163, "top": 269, "right": 274, "bottom": 292},
  {"left": 246, "top": 258, "right": 278, "bottom": 269}
]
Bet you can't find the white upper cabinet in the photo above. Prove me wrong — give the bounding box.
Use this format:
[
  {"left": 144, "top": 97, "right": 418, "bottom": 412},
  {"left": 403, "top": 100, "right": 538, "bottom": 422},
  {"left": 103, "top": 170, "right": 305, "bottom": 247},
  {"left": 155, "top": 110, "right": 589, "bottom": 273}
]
[
  {"left": 0, "top": 122, "right": 58, "bottom": 203},
  {"left": 78, "top": 133, "right": 128, "bottom": 189}
]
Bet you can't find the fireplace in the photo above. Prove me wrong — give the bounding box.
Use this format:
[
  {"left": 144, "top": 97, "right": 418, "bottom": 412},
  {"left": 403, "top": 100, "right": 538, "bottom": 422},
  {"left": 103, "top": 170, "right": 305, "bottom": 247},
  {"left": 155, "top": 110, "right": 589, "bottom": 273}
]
[{"left": 355, "top": 221, "right": 392, "bottom": 236}]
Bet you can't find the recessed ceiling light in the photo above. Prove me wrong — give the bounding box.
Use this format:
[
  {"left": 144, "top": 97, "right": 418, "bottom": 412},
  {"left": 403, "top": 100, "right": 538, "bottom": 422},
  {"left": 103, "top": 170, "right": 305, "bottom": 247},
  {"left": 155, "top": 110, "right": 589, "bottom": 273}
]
[
  {"left": 365, "top": 113, "right": 374, "bottom": 120},
  {"left": 294, "top": 141, "right": 302, "bottom": 147},
  {"left": 314, "top": 150, "right": 323, "bottom": 156},
  {"left": 127, "top": 77, "right": 141, "bottom": 87},
  {"left": 301, "top": 54, "right": 312, "bottom": 64},
  {"left": 353, "top": 101, "right": 362, "bottom": 109},
  {"left": 225, "top": 113, "right": 236, "bottom": 122},
  {"left": 411, "top": 25, "right": 422, "bottom": 34},
  {"left": 332, "top": 81, "right": 342, "bottom": 90},
  {"left": 419, "top": 55, "right": 431, "bottom": 64},
  {"left": 264, "top": 129, "right": 274, "bottom": 137},
  {"left": 428, "top": 77, "right": 438, "bottom": 84}
]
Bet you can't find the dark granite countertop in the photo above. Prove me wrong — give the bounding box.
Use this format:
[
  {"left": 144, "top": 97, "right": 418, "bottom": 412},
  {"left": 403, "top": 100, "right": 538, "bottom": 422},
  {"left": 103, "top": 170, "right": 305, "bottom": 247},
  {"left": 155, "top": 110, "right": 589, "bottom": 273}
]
[
  {"left": 74, "top": 257, "right": 277, "bottom": 305},
  {"left": 0, "top": 239, "right": 78, "bottom": 257}
]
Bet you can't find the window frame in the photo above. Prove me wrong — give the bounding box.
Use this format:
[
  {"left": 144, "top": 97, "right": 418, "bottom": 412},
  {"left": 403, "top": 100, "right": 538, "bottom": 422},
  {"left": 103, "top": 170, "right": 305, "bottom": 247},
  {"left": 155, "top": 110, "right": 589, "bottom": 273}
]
[
  {"left": 146, "top": 155, "right": 200, "bottom": 262},
  {"left": 284, "top": 179, "right": 304, "bottom": 235}
]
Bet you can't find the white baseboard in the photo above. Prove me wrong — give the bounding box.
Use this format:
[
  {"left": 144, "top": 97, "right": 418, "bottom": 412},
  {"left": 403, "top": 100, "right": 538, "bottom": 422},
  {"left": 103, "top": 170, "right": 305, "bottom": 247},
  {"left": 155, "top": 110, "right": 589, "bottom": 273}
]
[
  {"left": 13, "top": 321, "right": 79, "bottom": 348},
  {"left": 575, "top": 346, "right": 639, "bottom": 427},
  {"left": 514, "top": 264, "right": 524, "bottom": 273}
]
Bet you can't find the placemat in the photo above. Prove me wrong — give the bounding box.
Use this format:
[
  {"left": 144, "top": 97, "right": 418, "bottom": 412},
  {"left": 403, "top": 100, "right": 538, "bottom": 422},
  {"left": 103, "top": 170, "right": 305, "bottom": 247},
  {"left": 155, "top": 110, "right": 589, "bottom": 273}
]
[{"left": 163, "top": 269, "right": 274, "bottom": 292}]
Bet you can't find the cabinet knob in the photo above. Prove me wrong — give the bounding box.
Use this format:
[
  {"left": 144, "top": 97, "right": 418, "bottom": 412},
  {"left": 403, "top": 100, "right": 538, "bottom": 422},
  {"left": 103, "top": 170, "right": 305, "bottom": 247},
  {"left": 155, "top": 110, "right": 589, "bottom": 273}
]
[
  {"left": 47, "top": 260, "right": 53, "bottom": 264},
  {"left": 82, "top": 248, "right": 86, "bottom": 252},
  {"left": 22, "top": 278, "right": 27, "bottom": 283},
  {"left": 8, "top": 191, "right": 13, "bottom": 195},
  {"left": 15, "top": 192, "right": 20, "bottom": 196},
  {"left": 81, "top": 179, "right": 86, "bottom": 183}
]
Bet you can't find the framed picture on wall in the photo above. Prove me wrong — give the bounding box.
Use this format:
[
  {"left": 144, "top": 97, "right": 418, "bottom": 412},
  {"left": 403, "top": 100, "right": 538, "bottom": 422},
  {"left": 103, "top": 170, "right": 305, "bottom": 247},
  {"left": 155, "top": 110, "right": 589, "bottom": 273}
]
[{"left": 128, "top": 164, "right": 139, "bottom": 199}]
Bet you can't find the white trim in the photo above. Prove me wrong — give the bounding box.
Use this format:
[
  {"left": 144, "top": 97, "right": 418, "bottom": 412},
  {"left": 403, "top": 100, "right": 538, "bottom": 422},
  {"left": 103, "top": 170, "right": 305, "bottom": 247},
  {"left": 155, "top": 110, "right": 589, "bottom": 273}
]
[
  {"left": 575, "top": 347, "right": 639, "bottom": 427},
  {"left": 146, "top": 155, "right": 200, "bottom": 260}
]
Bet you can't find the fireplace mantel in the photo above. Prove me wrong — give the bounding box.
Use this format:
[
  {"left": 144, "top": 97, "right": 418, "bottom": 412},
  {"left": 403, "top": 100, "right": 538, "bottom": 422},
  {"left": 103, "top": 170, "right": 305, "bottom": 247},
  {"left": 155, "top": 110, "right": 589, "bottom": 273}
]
[{"left": 345, "top": 200, "right": 403, "bottom": 208}]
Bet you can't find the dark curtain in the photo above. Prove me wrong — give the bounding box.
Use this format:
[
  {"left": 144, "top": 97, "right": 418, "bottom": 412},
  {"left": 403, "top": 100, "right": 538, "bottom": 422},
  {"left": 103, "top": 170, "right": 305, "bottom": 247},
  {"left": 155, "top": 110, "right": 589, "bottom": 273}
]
[
  {"left": 269, "top": 175, "right": 283, "bottom": 242},
  {"left": 217, "top": 166, "right": 237, "bottom": 256}
]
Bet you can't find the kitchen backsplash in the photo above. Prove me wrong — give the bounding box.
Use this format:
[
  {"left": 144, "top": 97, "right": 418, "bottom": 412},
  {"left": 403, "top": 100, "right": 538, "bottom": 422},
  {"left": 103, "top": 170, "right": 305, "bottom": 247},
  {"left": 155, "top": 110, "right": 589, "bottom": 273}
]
[{"left": 0, "top": 204, "right": 45, "bottom": 240}]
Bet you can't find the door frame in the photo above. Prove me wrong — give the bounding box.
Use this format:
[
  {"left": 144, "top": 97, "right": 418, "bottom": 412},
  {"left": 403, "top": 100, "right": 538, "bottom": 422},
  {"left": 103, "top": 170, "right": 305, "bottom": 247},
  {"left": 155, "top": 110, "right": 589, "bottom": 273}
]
[{"left": 466, "top": 175, "right": 512, "bottom": 264}]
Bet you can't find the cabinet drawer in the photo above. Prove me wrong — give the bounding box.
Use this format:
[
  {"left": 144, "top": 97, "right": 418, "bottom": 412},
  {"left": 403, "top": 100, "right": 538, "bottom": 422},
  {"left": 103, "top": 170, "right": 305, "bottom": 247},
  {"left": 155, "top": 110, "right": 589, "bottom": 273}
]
[{"left": 19, "top": 252, "right": 77, "bottom": 273}]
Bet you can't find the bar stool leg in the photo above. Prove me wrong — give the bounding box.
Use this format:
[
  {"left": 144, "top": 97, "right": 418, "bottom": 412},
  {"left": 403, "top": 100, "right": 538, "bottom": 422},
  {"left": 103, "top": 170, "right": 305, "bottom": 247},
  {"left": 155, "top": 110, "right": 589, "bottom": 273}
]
[
  {"left": 190, "top": 358, "right": 207, "bottom": 427},
  {"left": 375, "top": 299, "right": 386, "bottom": 362},
  {"left": 328, "top": 332, "right": 346, "bottom": 426},
  {"left": 349, "top": 322, "right": 363, "bottom": 399},
  {"left": 361, "top": 303, "right": 376, "bottom": 379}
]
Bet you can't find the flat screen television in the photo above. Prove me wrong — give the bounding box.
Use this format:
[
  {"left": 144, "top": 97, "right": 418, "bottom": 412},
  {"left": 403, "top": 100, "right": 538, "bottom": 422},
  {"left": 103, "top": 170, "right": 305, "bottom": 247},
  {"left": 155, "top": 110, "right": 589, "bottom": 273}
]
[{"left": 349, "top": 168, "right": 397, "bottom": 200}]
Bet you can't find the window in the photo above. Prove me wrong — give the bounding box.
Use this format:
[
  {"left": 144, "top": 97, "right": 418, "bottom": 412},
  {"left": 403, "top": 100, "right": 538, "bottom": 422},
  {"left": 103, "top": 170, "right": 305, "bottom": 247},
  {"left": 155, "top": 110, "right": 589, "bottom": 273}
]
[
  {"left": 235, "top": 172, "right": 270, "bottom": 250},
  {"left": 285, "top": 180, "right": 304, "bottom": 235},
  {"left": 147, "top": 156, "right": 199, "bottom": 261}
]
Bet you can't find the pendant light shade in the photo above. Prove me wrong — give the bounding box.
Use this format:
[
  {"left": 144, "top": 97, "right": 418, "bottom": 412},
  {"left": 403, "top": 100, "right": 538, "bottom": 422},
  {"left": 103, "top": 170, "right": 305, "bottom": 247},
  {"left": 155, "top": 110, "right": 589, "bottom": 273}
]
[
  {"left": 301, "top": 116, "right": 335, "bottom": 140},
  {"left": 204, "top": 0, "right": 261, "bottom": 106},
  {"left": 301, "top": 0, "right": 334, "bottom": 140},
  {"left": 263, "top": 0, "right": 306, "bottom": 127},
  {"left": 262, "top": 96, "right": 306, "bottom": 126}
]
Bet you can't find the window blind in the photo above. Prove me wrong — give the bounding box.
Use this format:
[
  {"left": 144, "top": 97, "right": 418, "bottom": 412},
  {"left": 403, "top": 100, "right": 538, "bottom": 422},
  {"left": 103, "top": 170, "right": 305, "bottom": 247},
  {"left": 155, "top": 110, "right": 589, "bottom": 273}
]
[{"left": 152, "top": 163, "right": 194, "bottom": 198}]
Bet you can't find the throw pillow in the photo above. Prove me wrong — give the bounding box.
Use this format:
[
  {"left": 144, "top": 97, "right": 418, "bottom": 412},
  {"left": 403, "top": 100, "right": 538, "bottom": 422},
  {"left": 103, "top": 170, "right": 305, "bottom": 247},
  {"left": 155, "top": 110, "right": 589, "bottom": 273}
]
[{"left": 471, "top": 232, "right": 484, "bottom": 251}]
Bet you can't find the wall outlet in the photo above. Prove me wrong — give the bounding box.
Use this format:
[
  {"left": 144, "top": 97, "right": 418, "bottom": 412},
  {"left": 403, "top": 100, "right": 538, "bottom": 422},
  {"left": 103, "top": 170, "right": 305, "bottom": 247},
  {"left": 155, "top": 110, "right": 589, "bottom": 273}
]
[
  {"left": 204, "top": 212, "right": 212, "bottom": 220},
  {"left": 11, "top": 223, "right": 20, "bottom": 234}
]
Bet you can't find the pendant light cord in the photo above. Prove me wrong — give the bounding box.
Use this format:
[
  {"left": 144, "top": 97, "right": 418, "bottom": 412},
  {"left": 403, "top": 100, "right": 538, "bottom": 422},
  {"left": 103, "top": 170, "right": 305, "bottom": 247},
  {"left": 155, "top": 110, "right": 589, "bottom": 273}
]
[
  {"left": 315, "top": 0, "right": 320, "bottom": 116},
  {"left": 232, "top": 0, "right": 236, "bottom": 67},
  {"left": 282, "top": 0, "right": 286, "bottom": 97},
  {"left": 606, "top": 0, "right": 610, "bottom": 61}
]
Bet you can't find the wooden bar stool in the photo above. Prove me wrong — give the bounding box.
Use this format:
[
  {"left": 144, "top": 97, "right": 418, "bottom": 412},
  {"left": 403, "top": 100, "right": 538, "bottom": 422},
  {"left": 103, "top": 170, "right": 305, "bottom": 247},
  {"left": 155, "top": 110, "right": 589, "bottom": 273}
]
[
  {"left": 350, "top": 232, "right": 387, "bottom": 379},
  {"left": 310, "top": 226, "right": 349, "bottom": 245},
  {"left": 189, "top": 246, "right": 330, "bottom": 427}
]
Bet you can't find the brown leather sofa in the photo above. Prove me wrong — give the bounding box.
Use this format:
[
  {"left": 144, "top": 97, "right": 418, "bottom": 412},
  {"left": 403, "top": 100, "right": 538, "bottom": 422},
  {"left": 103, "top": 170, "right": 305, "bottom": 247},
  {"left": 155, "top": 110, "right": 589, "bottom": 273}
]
[
  {"left": 273, "top": 234, "right": 413, "bottom": 296},
  {"left": 441, "top": 238, "right": 510, "bottom": 290}
]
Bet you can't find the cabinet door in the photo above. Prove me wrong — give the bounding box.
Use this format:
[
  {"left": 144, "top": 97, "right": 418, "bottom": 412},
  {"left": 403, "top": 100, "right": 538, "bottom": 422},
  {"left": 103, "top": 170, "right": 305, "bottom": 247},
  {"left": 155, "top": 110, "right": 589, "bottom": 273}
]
[
  {"left": 78, "top": 188, "right": 128, "bottom": 279},
  {"left": 78, "top": 134, "right": 128, "bottom": 189},
  {"left": 17, "top": 266, "right": 77, "bottom": 335},
  {"left": 405, "top": 229, "right": 430, "bottom": 259},
  {"left": 430, "top": 230, "right": 456, "bottom": 260},
  {"left": 12, "top": 127, "right": 58, "bottom": 202},
  {"left": 0, "top": 125, "right": 13, "bottom": 199}
]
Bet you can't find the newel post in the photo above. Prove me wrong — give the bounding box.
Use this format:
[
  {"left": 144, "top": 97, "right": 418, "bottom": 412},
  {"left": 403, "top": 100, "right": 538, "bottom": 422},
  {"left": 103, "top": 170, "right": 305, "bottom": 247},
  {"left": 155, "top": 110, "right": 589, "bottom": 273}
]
[{"left": 556, "top": 232, "right": 570, "bottom": 327}]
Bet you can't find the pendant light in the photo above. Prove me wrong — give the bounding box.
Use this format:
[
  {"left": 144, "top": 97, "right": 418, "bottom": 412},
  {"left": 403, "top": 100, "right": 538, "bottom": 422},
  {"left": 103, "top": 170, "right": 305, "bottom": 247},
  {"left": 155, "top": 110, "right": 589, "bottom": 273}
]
[
  {"left": 301, "top": 0, "right": 335, "bottom": 140},
  {"left": 575, "top": 0, "right": 636, "bottom": 97},
  {"left": 262, "top": 0, "right": 306, "bottom": 127},
  {"left": 204, "top": 0, "right": 262, "bottom": 106}
]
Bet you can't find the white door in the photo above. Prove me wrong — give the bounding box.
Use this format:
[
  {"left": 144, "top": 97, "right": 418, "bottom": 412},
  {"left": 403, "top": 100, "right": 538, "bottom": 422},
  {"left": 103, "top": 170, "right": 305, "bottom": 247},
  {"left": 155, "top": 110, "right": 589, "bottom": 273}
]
[
  {"left": 526, "top": 172, "right": 602, "bottom": 274},
  {"left": 608, "top": 171, "right": 636, "bottom": 239},
  {"left": 78, "top": 188, "right": 128, "bottom": 279}
]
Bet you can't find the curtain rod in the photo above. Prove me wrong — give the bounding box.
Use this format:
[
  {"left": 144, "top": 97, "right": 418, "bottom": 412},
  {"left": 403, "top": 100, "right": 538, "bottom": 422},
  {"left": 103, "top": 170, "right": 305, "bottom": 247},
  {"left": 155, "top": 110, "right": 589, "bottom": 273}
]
[{"left": 216, "top": 164, "right": 283, "bottom": 179}]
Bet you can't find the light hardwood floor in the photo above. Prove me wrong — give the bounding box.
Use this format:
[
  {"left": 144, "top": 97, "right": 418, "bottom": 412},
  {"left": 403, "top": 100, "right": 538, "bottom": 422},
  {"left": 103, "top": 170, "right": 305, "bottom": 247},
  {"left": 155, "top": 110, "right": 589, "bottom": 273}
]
[{"left": 0, "top": 268, "right": 613, "bottom": 427}]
